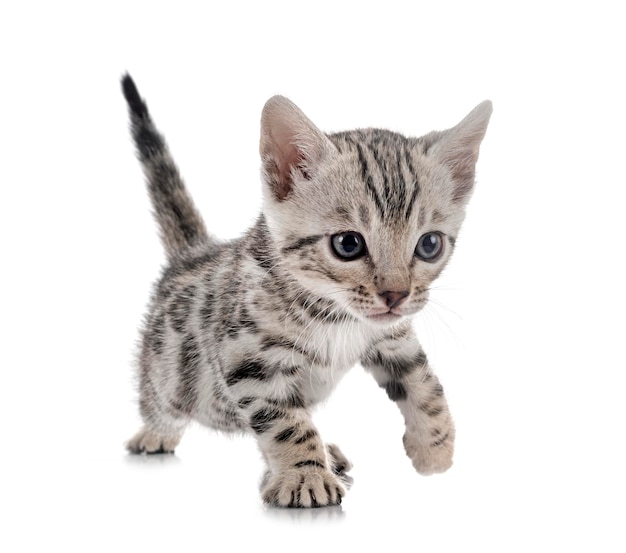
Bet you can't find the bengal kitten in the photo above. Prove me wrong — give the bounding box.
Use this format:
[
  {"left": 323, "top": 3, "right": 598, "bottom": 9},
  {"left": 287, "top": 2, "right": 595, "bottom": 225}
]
[{"left": 121, "top": 74, "right": 491, "bottom": 508}]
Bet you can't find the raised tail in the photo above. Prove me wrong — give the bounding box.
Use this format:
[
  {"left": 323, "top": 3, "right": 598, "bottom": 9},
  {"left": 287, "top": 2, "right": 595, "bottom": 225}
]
[{"left": 121, "top": 74, "right": 209, "bottom": 257}]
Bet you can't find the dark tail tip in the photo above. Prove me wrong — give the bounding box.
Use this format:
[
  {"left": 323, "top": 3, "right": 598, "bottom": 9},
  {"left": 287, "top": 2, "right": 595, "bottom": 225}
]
[{"left": 121, "top": 73, "right": 148, "bottom": 118}]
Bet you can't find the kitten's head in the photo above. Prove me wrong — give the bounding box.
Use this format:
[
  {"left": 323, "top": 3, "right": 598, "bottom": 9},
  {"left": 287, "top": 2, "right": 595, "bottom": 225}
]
[{"left": 259, "top": 96, "right": 492, "bottom": 327}]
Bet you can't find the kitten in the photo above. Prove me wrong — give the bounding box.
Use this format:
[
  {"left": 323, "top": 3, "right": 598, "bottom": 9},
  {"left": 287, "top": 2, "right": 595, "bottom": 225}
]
[{"left": 121, "top": 74, "right": 491, "bottom": 508}]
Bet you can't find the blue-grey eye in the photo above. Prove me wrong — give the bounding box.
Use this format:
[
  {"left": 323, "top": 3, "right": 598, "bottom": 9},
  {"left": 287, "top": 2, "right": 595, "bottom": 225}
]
[
  {"left": 415, "top": 232, "right": 444, "bottom": 261},
  {"left": 331, "top": 232, "right": 366, "bottom": 260}
]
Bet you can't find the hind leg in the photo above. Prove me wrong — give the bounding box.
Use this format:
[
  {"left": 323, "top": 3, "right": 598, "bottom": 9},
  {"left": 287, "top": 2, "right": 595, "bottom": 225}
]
[{"left": 126, "top": 373, "right": 188, "bottom": 454}]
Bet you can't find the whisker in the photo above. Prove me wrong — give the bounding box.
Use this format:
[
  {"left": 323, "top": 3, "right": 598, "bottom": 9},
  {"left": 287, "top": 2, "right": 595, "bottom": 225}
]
[{"left": 427, "top": 296, "right": 465, "bottom": 322}]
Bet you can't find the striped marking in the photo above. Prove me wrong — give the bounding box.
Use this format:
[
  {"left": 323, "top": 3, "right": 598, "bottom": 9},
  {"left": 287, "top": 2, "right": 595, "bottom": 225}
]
[
  {"left": 174, "top": 334, "right": 200, "bottom": 414},
  {"left": 384, "top": 380, "right": 408, "bottom": 401},
  {"left": 357, "top": 142, "right": 386, "bottom": 217},
  {"left": 294, "top": 459, "right": 325, "bottom": 469},
  {"left": 226, "top": 360, "right": 269, "bottom": 386},
  {"left": 250, "top": 406, "right": 284, "bottom": 434},
  {"left": 431, "top": 432, "right": 450, "bottom": 448},
  {"left": 334, "top": 131, "right": 421, "bottom": 222},
  {"left": 294, "top": 429, "right": 318, "bottom": 445},
  {"left": 282, "top": 235, "right": 323, "bottom": 253},
  {"left": 362, "top": 348, "right": 428, "bottom": 379},
  {"left": 275, "top": 426, "right": 298, "bottom": 443}
]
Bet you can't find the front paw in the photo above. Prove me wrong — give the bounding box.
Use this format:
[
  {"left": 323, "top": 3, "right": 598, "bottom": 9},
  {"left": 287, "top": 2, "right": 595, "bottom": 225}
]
[
  {"left": 262, "top": 467, "right": 345, "bottom": 508},
  {"left": 403, "top": 429, "right": 454, "bottom": 475}
]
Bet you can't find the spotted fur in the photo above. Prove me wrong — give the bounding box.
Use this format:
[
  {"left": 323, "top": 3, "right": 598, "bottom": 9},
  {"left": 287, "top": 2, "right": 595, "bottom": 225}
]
[{"left": 122, "top": 74, "right": 491, "bottom": 507}]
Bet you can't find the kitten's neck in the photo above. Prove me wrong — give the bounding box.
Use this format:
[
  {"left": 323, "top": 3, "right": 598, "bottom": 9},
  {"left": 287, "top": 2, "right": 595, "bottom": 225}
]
[
  {"left": 243, "top": 215, "right": 387, "bottom": 355},
  {"left": 247, "top": 215, "right": 351, "bottom": 320}
]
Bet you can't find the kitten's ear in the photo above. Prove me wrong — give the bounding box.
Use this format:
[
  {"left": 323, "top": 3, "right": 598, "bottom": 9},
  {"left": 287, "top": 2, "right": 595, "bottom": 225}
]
[
  {"left": 260, "top": 96, "right": 334, "bottom": 201},
  {"left": 424, "top": 100, "right": 493, "bottom": 203}
]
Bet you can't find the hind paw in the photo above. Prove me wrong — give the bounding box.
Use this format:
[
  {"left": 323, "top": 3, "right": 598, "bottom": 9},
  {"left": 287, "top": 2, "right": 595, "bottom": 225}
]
[
  {"left": 126, "top": 427, "right": 182, "bottom": 454},
  {"left": 326, "top": 443, "right": 353, "bottom": 475}
]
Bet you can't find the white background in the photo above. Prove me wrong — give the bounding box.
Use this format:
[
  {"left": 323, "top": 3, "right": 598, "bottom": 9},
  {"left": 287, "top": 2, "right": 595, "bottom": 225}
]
[{"left": 1, "top": 1, "right": 624, "bottom": 551}]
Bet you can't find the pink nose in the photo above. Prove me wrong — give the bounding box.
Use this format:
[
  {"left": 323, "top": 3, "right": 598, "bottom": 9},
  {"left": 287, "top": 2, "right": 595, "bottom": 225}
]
[{"left": 379, "top": 290, "right": 410, "bottom": 309}]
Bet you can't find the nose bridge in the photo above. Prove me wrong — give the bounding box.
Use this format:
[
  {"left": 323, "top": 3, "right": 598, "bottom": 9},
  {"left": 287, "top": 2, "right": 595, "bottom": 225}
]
[
  {"left": 375, "top": 250, "right": 411, "bottom": 293},
  {"left": 376, "top": 271, "right": 410, "bottom": 293}
]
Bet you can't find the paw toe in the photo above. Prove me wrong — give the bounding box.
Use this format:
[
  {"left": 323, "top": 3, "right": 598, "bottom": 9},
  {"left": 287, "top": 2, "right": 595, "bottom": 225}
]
[{"left": 262, "top": 468, "right": 345, "bottom": 508}]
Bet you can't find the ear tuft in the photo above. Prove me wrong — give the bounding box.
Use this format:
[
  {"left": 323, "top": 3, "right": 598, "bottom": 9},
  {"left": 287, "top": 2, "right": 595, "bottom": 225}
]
[{"left": 260, "top": 96, "right": 332, "bottom": 201}]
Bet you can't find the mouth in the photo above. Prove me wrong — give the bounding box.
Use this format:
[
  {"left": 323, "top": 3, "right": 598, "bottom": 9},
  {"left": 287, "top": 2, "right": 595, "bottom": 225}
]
[{"left": 366, "top": 309, "right": 403, "bottom": 323}]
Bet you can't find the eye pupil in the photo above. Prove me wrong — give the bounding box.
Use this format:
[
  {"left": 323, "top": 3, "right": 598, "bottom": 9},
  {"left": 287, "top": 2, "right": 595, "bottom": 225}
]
[
  {"left": 422, "top": 235, "right": 437, "bottom": 254},
  {"left": 415, "top": 232, "right": 443, "bottom": 261},
  {"left": 342, "top": 234, "right": 359, "bottom": 253},
  {"left": 331, "top": 232, "right": 366, "bottom": 260}
]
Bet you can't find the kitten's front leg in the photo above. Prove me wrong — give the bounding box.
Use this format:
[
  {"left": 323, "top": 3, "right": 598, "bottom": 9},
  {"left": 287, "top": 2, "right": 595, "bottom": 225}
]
[
  {"left": 362, "top": 330, "right": 455, "bottom": 475},
  {"left": 246, "top": 402, "right": 346, "bottom": 507}
]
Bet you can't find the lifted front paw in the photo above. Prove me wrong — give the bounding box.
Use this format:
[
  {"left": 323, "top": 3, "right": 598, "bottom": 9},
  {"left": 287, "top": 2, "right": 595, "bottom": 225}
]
[
  {"left": 262, "top": 467, "right": 345, "bottom": 508},
  {"left": 403, "top": 430, "right": 454, "bottom": 475}
]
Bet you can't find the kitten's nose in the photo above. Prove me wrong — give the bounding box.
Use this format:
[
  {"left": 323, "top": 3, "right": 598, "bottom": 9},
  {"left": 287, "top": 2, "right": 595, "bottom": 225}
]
[{"left": 379, "top": 290, "right": 410, "bottom": 309}]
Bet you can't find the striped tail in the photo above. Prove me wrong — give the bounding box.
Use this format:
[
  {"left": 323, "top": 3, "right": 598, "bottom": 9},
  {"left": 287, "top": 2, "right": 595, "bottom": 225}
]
[{"left": 121, "top": 74, "right": 209, "bottom": 257}]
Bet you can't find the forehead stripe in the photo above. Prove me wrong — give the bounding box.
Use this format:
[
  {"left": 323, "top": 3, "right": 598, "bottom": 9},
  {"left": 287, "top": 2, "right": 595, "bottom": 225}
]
[{"left": 356, "top": 142, "right": 387, "bottom": 219}]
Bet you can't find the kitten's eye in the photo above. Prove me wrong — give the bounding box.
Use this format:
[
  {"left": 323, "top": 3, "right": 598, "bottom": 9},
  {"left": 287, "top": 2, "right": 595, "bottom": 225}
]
[
  {"left": 331, "top": 232, "right": 366, "bottom": 260},
  {"left": 415, "top": 232, "right": 444, "bottom": 261}
]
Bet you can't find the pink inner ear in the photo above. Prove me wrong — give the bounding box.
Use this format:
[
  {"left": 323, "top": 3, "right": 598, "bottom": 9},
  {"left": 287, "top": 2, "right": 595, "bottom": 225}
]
[
  {"left": 271, "top": 127, "right": 314, "bottom": 199},
  {"left": 277, "top": 140, "right": 303, "bottom": 186},
  {"left": 261, "top": 95, "right": 330, "bottom": 200},
  {"left": 266, "top": 137, "right": 304, "bottom": 201}
]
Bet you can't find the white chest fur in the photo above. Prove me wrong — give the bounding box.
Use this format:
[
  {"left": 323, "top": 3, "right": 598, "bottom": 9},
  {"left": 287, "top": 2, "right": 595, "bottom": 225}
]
[{"left": 299, "top": 319, "right": 381, "bottom": 404}]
